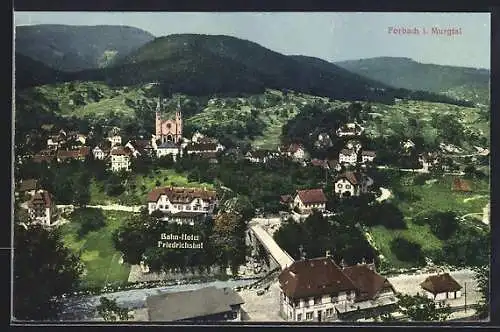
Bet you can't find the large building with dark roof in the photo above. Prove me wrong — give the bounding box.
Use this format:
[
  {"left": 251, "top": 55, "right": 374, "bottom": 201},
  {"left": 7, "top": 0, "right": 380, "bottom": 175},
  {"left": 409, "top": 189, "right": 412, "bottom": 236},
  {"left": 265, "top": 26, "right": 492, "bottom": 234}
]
[
  {"left": 290, "top": 189, "right": 327, "bottom": 214},
  {"left": 147, "top": 186, "right": 218, "bottom": 224},
  {"left": 278, "top": 255, "right": 397, "bottom": 322},
  {"left": 145, "top": 286, "right": 244, "bottom": 322}
]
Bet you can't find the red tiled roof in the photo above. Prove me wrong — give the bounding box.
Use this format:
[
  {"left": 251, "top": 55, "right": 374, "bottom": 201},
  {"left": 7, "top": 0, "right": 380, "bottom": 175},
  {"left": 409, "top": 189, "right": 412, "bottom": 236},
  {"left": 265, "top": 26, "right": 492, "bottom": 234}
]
[
  {"left": 452, "top": 178, "right": 472, "bottom": 192},
  {"left": 279, "top": 257, "right": 357, "bottom": 299},
  {"left": 32, "top": 155, "right": 55, "bottom": 163},
  {"left": 147, "top": 187, "right": 217, "bottom": 203},
  {"left": 342, "top": 265, "right": 394, "bottom": 302},
  {"left": 296, "top": 189, "right": 327, "bottom": 205},
  {"left": 420, "top": 273, "right": 462, "bottom": 294},
  {"left": 28, "top": 190, "right": 52, "bottom": 209}
]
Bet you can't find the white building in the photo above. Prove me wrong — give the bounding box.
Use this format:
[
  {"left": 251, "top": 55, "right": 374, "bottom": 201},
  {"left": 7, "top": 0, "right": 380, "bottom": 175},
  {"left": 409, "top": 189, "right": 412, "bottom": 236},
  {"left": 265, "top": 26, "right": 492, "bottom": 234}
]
[
  {"left": 339, "top": 149, "right": 358, "bottom": 165},
  {"left": 108, "top": 135, "right": 122, "bottom": 147},
  {"left": 334, "top": 171, "right": 373, "bottom": 197},
  {"left": 361, "top": 151, "right": 376, "bottom": 164},
  {"left": 346, "top": 140, "right": 362, "bottom": 153},
  {"left": 92, "top": 146, "right": 108, "bottom": 160},
  {"left": 280, "top": 143, "right": 305, "bottom": 160},
  {"left": 147, "top": 186, "right": 218, "bottom": 223},
  {"left": 156, "top": 142, "right": 182, "bottom": 161},
  {"left": 279, "top": 255, "right": 397, "bottom": 322},
  {"left": 420, "top": 273, "right": 463, "bottom": 301},
  {"left": 291, "top": 189, "right": 327, "bottom": 214},
  {"left": 26, "top": 190, "right": 58, "bottom": 227},
  {"left": 110, "top": 147, "right": 131, "bottom": 172},
  {"left": 336, "top": 123, "right": 364, "bottom": 137}
]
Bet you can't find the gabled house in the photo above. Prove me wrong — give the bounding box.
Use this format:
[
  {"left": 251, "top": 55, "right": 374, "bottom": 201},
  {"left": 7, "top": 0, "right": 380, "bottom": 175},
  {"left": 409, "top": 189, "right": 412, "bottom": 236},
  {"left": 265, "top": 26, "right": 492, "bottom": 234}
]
[
  {"left": 418, "top": 152, "right": 440, "bottom": 172},
  {"left": 280, "top": 143, "right": 305, "bottom": 160},
  {"left": 107, "top": 135, "right": 122, "bottom": 147},
  {"left": 360, "top": 151, "right": 376, "bottom": 164},
  {"left": 334, "top": 171, "right": 373, "bottom": 197},
  {"left": 156, "top": 142, "right": 182, "bottom": 161},
  {"left": 125, "top": 141, "right": 143, "bottom": 158},
  {"left": 345, "top": 140, "right": 362, "bottom": 153},
  {"left": 336, "top": 123, "right": 364, "bottom": 137},
  {"left": 420, "top": 273, "right": 462, "bottom": 301},
  {"left": 26, "top": 190, "right": 58, "bottom": 227},
  {"left": 46, "top": 135, "right": 64, "bottom": 150},
  {"left": 339, "top": 149, "right": 358, "bottom": 165},
  {"left": 291, "top": 189, "right": 327, "bottom": 214},
  {"left": 56, "top": 146, "right": 90, "bottom": 162},
  {"left": 92, "top": 145, "right": 109, "bottom": 160},
  {"left": 109, "top": 146, "right": 132, "bottom": 172},
  {"left": 278, "top": 255, "right": 397, "bottom": 322},
  {"left": 147, "top": 186, "right": 218, "bottom": 224},
  {"left": 245, "top": 149, "right": 279, "bottom": 163}
]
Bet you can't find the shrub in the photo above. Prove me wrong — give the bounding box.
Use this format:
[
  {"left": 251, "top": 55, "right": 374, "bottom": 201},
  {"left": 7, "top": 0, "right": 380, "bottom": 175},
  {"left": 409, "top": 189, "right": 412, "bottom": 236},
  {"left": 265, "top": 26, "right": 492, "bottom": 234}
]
[{"left": 390, "top": 237, "right": 425, "bottom": 265}]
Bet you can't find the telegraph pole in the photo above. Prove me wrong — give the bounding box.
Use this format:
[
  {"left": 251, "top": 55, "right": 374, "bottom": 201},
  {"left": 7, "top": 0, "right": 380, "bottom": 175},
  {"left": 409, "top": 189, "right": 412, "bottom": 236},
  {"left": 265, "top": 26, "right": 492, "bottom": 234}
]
[{"left": 464, "top": 282, "right": 467, "bottom": 313}]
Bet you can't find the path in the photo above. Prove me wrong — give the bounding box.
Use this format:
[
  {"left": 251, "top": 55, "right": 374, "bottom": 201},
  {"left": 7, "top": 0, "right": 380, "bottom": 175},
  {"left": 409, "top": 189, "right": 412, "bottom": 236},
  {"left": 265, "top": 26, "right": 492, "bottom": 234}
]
[
  {"left": 56, "top": 204, "right": 142, "bottom": 213},
  {"left": 376, "top": 187, "right": 392, "bottom": 202}
]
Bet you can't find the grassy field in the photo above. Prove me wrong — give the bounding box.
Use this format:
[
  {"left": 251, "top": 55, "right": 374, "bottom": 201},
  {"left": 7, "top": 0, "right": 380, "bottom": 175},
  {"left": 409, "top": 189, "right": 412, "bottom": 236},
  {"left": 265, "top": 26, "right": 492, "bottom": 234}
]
[
  {"left": 369, "top": 171, "right": 490, "bottom": 268},
  {"left": 89, "top": 168, "right": 214, "bottom": 205},
  {"left": 59, "top": 210, "right": 134, "bottom": 289}
]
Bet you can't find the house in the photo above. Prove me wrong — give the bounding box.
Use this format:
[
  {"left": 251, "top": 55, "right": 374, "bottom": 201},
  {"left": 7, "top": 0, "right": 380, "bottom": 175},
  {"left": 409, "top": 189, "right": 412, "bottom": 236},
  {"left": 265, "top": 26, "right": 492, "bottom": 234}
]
[
  {"left": 401, "top": 139, "right": 415, "bottom": 152},
  {"left": 336, "top": 123, "right": 364, "bottom": 137},
  {"left": 245, "top": 149, "right": 278, "bottom": 163},
  {"left": 278, "top": 254, "right": 398, "bottom": 322},
  {"left": 107, "top": 135, "right": 122, "bottom": 147},
  {"left": 46, "top": 135, "right": 63, "bottom": 150},
  {"left": 280, "top": 143, "right": 305, "bottom": 160},
  {"left": 327, "top": 159, "right": 342, "bottom": 172},
  {"left": 339, "top": 149, "right": 358, "bottom": 165},
  {"left": 125, "top": 141, "right": 143, "bottom": 158},
  {"left": 17, "top": 179, "right": 39, "bottom": 198},
  {"left": 147, "top": 186, "right": 218, "bottom": 219},
  {"left": 346, "top": 140, "right": 362, "bottom": 153},
  {"left": 109, "top": 146, "right": 131, "bottom": 172},
  {"left": 130, "top": 139, "right": 155, "bottom": 157},
  {"left": 334, "top": 171, "right": 373, "bottom": 197},
  {"left": 56, "top": 147, "right": 90, "bottom": 162},
  {"left": 291, "top": 189, "right": 327, "bottom": 214},
  {"left": 145, "top": 286, "right": 244, "bottom": 322},
  {"left": 419, "top": 152, "right": 440, "bottom": 171},
  {"left": 361, "top": 151, "right": 376, "bottom": 164},
  {"left": 26, "top": 190, "right": 58, "bottom": 227},
  {"left": 452, "top": 178, "right": 472, "bottom": 192},
  {"left": 420, "top": 273, "right": 462, "bottom": 301},
  {"left": 156, "top": 142, "right": 182, "bottom": 161},
  {"left": 92, "top": 146, "right": 108, "bottom": 160},
  {"left": 310, "top": 159, "right": 329, "bottom": 169}
]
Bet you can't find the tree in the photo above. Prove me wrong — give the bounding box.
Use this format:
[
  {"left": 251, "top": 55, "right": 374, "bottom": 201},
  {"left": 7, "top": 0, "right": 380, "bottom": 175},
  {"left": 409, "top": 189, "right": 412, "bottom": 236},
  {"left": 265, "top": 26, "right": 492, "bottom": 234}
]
[
  {"left": 390, "top": 237, "right": 425, "bottom": 265},
  {"left": 210, "top": 212, "right": 247, "bottom": 274},
  {"left": 428, "top": 211, "right": 459, "bottom": 240},
  {"left": 73, "top": 208, "right": 106, "bottom": 238},
  {"left": 397, "top": 294, "right": 452, "bottom": 321},
  {"left": 14, "top": 224, "right": 84, "bottom": 320},
  {"left": 96, "top": 297, "right": 132, "bottom": 321},
  {"left": 112, "top": 214, "right": 150, "bottom": 264},
  {"left": 473, "top": 265, "right": 489, "bottom": 319}
]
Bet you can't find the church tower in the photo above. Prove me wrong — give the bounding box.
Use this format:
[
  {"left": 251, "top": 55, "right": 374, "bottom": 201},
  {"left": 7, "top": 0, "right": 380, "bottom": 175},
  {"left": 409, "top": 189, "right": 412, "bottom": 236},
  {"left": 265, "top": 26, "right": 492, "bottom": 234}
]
[
  {"left": 153, "top": 97, "right": 183, "bottom": 144},
  {"left": 155, "top": 98, "right": 162, "bottom": 138},
  {"left": 175, "top": 98, "right": 183, "bottom": 141}
]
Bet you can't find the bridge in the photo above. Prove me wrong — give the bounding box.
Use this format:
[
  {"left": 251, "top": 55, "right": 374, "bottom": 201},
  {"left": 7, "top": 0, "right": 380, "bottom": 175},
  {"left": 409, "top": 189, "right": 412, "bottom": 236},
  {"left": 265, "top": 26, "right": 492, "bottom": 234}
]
[{"left": 247, "top": 223, "right": 294, "bottom": 270}]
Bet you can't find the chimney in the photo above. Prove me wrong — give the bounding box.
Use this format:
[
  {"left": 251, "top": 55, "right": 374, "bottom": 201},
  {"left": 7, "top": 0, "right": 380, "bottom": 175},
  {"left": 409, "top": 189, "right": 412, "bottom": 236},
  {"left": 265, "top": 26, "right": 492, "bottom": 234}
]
[
  {"left": 325, "top": 250, "right": 331, "bottom": 258},
  {"left": 340, "top": 258, "right": 346, "bottom": 269}
]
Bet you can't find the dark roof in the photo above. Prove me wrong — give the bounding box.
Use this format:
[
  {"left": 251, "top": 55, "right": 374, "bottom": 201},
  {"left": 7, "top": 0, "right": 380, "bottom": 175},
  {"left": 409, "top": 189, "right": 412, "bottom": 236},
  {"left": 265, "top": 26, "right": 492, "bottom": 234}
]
[
  {"left": 311, "top": 159, "right": 328, "bottom": 168},
  {"left": 280, "top": 195, "right": 292, "bottom": 204},
  {"left": 279, "top": 257, "right": 357, "bottom": 299},
  {"left": 186, "top": 142, "right": 218, "bottom": 152},
  {"left": 18, "top": 179, "right": 39, "bottom": 192},
  {"left": 340, "top": 149, "right": 356, "bottom": 156},
  {"left": 146, "top": 287, "right": 244, "bottom": 321},
  {"left": 296, "top": 189, "right": 327, "bottom": 204},
  {"left": 452, "top": 178, "right": 472, "bottom": 192},
  {"left": 328, "top": 159, "right": 339, "bottom": 168},
  {"left": 361, "top": 150, "right": 376, "bottom": 157},
  {"left": 148, "top": 187, "right": 217, "bottom": 203},
  {"left": 342, "top": 265, "right": 394, "bottom": 302},
  {"left": 158, "top": 142, "right": 179, "bottom": 149},
  {"left": 28, "top": 190, "right": 52, "bottom": 209},
  {"left": 110, "top": 146, "right": 131, "bottom": 156},
  {"left": 420, "top": 273, "right": 462, "bottom": 294},
  {"left": 335, "top": 171, "right": 367, "bottom": 186},
  {"left": 32, "top": 155, "right": 55, "bottom": 163}
]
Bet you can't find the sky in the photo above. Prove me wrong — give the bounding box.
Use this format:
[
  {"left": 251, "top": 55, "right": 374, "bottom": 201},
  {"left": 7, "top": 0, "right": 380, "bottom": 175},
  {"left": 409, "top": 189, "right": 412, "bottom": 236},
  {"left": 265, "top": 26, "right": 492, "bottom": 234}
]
[{"left": 14, "top": 12, "right": 490, "bottom": 69}]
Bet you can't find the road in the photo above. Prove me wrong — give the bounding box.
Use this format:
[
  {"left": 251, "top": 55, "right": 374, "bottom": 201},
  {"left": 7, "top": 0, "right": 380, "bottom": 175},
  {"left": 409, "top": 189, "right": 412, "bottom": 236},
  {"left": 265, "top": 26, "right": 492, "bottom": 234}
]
[
  {"left": 58, "top": 278, "right": 258, "bottom": 321},
  {"left": 249, "top": 223, "right": 294, "bottom": 270},
  {"left": 56, "top": 204, "right": 142, "bottom": 213}
]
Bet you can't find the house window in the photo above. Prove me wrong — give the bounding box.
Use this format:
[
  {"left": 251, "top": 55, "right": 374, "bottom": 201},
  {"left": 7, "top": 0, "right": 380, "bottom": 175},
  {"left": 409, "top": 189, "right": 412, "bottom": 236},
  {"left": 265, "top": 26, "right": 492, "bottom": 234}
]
[
  {"left": 331, "top": 293, "right": 338, "bottom": 302},
  {"left": 337, "top": 183, "right": 343, "bottom": 188},
  {"left": 297, "top": 313, "right": 302, "bottom": 321},
  {"left": 326, "top": 308, "right": 334, "bottom": 317},
  {"left": 346, "top": 184, "right": 351, "bottom": 189},
  {"left": 306, "top": 312, "right": 313, "bottom": 320},
  {"left": 314, "top": 297, "right": 322, "bottom": 305},
  {"left": 186, "top": 206, "right": 191, "bottom": 210},
  {"left": 294, "top": 300, "right": 300, "bottom": 307}
]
